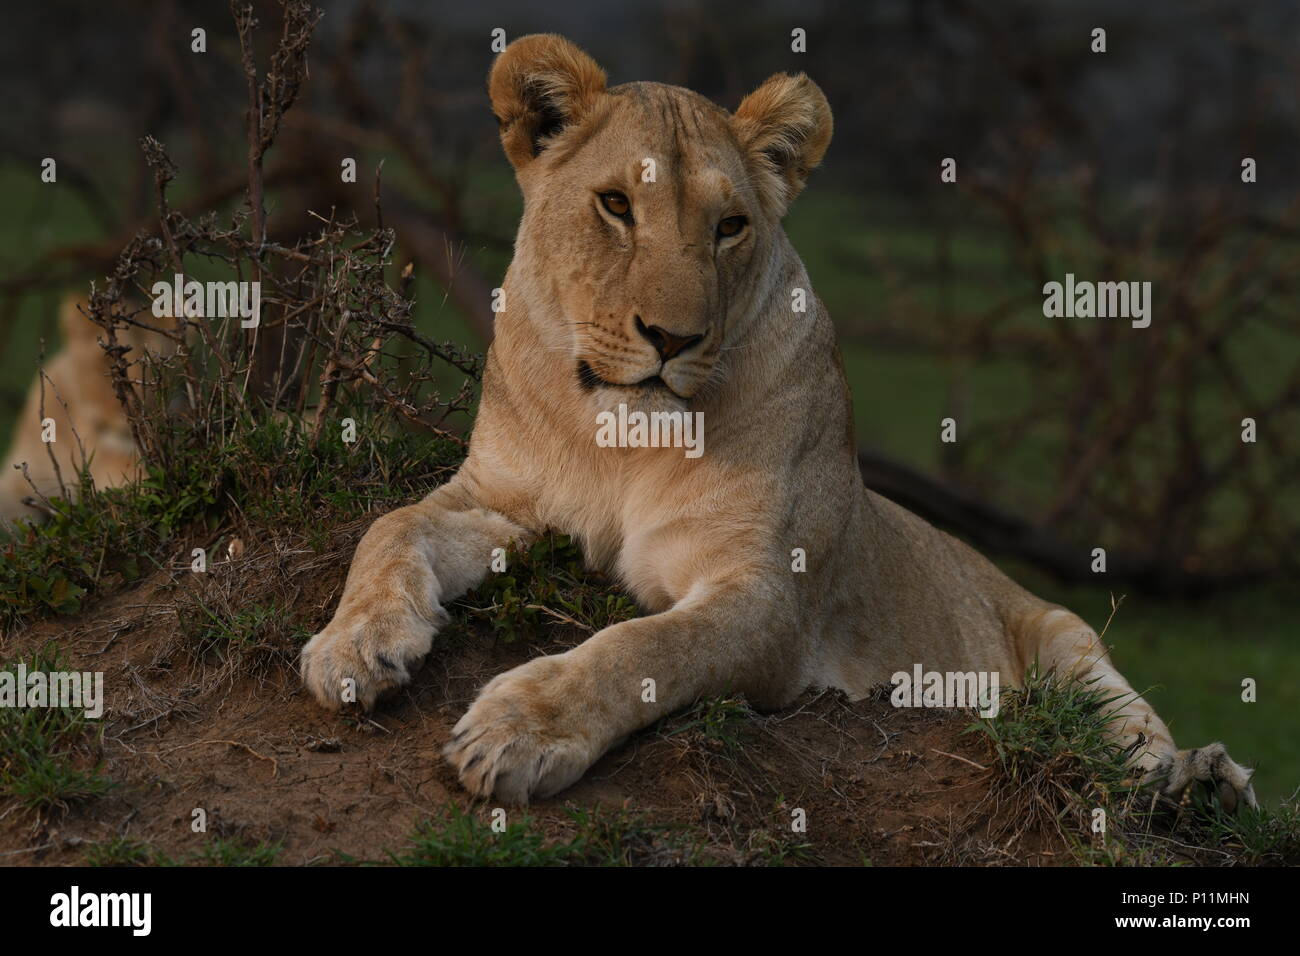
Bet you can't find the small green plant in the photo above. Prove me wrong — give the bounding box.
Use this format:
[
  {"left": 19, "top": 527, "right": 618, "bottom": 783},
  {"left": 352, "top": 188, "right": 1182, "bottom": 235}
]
[
  {"left": 741, "top": 827, "right": 817, "bottom": 866},
  {"left": 392, "top": 804, "right": 699, "bottom": 867},
  {"left": 1183, "top": 796, "right": 1300, "bottom": 866},
  {"left": 971, "top": 665, "right": 1134, "bottom": 803},
  {"left": 194, "top": 603, "right": 286, "bottom": 655},
  {"left": 560, "top": 806, "right": 703, "bottom": 866},
  {"left": 188, "top": 838, "right": 282, "bottom": 867},
  {"left": 393, "top": 804, "right": 584, "bottom": 866},
  {"left": 85, "top": 836, "right": 282, "bottom": 867},
  {"left": 662, "top": 696, "right": 756, "bottom": 753},
  {"left": 968, "top": 665, "right": 1151, "bottom": 860},
  {"left": 456, "top": 534, "right": 638, "bottom": 643},
  {"left": 0, "top": 644, "right": 113, "bottom": 813},
  {"left": 84, "top": 837, "right": 166, "bottom": 867},
  {"left": 178, "top": 599, "right": 310, "bottom": 671}
]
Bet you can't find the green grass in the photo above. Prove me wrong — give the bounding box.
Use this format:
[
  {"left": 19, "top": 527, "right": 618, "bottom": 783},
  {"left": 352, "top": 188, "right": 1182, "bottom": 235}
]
[
  {"left": 1017, "top": 571, "right": 1300, "bottom": 807},
  {"left": 974, "top": 665, "right": 1300, "bottom": 865},
  {"left": 1, "top": 410, "right": 465, "bottom": 633},
  {"left": 453, "top": 533, "right": 639, "bottom": 643},
  {"left": 84, "top": 837, "right": 158, "bottom": 866},
  {"left": 394, "top": 806, "right": 583, "bottom": 866},
  {"left": 1097, "top": 591, "right": 1298, "bottom": 807},
  {"left": 169, "top": 598, "right": 315, "bottom": 682},
  {"left": 1200, "top": 798, "right": 1300, "bottom": 866},
  {"left": 0, "top": 644, "right": 113, "bottom": 813},
  {"left": 84, "top": 805, "right": 708, "bottom": 868},
  {"left": 189, "top": 838, "right": 283, "bottom": 867},
  {"left": 84, "top": 836, "right": 282, "bottom": 867},
  {"left": 391, "top": 804, "right": 699, "bottom": 867},
  {"left": 972, "top": 665, "right": 1135, "bottom": 808},
  {"left": 187, "top": 603, "right": 301, "bottom": 660},
  {"left": 660, "top": 696, "right": 755, "bottom": 753}
]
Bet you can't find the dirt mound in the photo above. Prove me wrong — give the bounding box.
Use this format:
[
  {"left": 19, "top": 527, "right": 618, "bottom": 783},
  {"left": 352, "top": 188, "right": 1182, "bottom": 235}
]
[{"left": 0, "top": 524, "right": 1066, "bottom": 866}]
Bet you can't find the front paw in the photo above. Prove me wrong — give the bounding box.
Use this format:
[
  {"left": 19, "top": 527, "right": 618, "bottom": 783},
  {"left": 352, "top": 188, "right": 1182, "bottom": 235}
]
[
  {"left": 443, "top": 655, "right": 601, "bottom": 804},
  {"left": 300, "top": 605, "right": 447, "bottom": 711},
  {"left": 1150, "top": 742, "right": 1258, "bottom": 813}
]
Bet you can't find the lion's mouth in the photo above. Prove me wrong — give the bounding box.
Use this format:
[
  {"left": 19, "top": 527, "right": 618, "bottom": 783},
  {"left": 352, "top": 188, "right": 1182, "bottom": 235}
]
[
  {"left": 576, "top": 360, "right": 607, "bottom": 391},
  {"left": 576, "top": 360, "right": 681, "bottom": 398}
]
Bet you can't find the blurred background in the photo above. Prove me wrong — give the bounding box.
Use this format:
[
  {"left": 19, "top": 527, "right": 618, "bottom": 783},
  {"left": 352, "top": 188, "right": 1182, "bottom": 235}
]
[{"left": 0, "top": 0, "right": 1296, "bottom": 800}]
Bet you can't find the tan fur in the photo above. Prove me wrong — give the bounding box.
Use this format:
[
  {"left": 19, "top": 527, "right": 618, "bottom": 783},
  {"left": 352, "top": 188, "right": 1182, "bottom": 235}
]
[
  {"left": 1, "top": 296, "right": 167, "bottom": 528},
  {"left": 301, "top": 35, "right": 1257, "bottom": 809}
]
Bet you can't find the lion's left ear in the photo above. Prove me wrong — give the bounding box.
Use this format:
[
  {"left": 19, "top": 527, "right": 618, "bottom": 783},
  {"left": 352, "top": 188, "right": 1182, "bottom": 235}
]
[
  {"left": 489, "top": 34, "right": 608, "bottom": 170},
  {"left": 731, "top": 73, "right": 833, "bottom": 213}
]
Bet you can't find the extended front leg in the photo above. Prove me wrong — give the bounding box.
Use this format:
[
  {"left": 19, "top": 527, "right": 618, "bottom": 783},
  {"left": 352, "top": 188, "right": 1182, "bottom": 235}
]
[
  {"left": 301, "top": 478, "right": 532, "bottom": 709},
  {"left": 443, "top": 575, "right": 795, "bottom": 803}
]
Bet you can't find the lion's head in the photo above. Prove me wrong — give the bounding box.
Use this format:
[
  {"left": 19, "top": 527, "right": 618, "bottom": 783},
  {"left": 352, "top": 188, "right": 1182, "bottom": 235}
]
[{"left": 489, "top": 34, "right": 832, "bottom": 414}]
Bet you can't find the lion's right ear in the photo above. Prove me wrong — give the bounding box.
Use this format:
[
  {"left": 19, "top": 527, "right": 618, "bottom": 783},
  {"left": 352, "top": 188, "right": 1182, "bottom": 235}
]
[
  {"left": 488, "top": 34, "right": 607, "bottom": 170},
  {"left": 732, "top": 72, "right": 833, "bottom": 215}
]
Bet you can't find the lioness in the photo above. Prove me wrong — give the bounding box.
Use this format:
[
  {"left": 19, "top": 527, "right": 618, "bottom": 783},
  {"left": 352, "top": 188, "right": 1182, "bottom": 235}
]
[
  {"left": 302, "top": 34, "right": 1256, "bottom": 809},
  {"left": 1, "top": 296, "right": 165, "bottom": 529}
]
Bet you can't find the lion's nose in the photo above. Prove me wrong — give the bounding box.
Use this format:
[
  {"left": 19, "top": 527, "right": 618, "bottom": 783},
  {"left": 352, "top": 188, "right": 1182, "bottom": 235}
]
[{"left": 635, "top": 316, "right": 704, "bottom": 362}]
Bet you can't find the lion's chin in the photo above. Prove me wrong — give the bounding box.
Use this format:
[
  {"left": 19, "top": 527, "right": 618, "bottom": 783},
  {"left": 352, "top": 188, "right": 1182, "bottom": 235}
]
[{"left": 588, "top": 382, "right": 690, "bottom": 418}]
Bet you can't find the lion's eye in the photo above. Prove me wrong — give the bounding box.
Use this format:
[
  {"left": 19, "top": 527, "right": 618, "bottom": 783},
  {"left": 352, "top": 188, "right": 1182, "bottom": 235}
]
[
  {"left": 601, "top": 192, "right": 631, "bottom": 218},
  {"left": 717, "top": 215, "right": 747, "bottom": 239}
]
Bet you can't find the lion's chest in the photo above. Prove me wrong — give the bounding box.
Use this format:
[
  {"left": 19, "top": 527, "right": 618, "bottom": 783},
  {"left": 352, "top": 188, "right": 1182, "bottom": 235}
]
[{"left": 527, "top": 447, "right": 744, "bottom": 612}]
